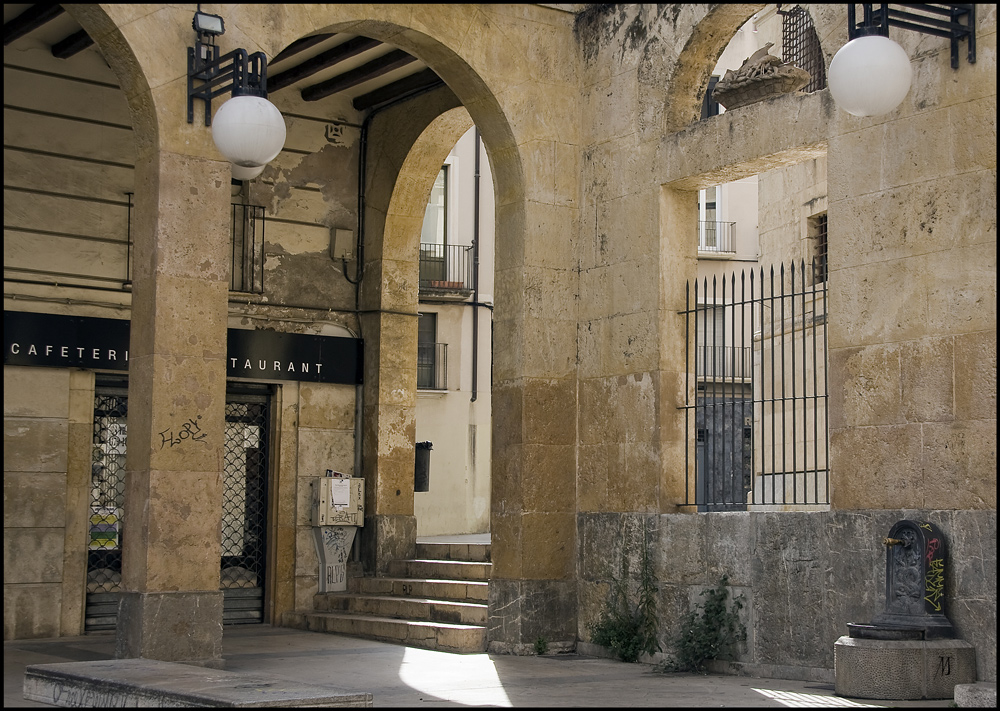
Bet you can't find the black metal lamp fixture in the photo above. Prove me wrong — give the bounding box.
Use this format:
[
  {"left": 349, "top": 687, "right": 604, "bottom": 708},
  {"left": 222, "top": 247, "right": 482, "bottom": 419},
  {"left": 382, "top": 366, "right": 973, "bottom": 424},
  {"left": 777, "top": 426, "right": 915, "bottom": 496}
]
[
  {"left": 187, "top": 5, "right": 286, "bottom": 179},
  {"left": 828, "top": 4, "right": 976, "bottom": 117}
]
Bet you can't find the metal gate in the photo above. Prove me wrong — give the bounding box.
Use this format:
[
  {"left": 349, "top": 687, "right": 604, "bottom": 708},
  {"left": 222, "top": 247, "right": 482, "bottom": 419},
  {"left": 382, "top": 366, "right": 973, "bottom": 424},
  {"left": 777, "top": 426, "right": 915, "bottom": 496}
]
[
  {"left": 681, "top": 260, "right": 829, "bottom": 511},
  {"left": 221, "top": 387, "right": 270, "bottom": 624},
  {"left": 86, "top": 378, "right": 128, "bottom": 631},
  {"left": 85, "top": 381, "right": 271, "bottom": 631}
]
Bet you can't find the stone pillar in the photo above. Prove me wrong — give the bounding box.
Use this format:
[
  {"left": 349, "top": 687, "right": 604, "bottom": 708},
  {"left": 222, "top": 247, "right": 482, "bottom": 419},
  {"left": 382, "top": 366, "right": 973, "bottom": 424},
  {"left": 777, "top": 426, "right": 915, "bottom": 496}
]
[
  {"left": 489, "top": 195, "right": 579, "bottom": 654},
  {"left": 358, "top": 269, "right": 418, "bottom": 573},
  {"left": 115, "top": 150, "right": 231, "bottom": 665}
]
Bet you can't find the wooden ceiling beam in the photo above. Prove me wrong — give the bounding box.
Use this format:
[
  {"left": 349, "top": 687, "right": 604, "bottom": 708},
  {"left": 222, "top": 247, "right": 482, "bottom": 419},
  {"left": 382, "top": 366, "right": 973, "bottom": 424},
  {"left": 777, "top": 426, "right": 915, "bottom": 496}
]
[
  {"left": 302, "top": 49, "right": 417, "bottom": 102},
  {"left": 270, "top": 33, "right": 334, "bottom": 64},
  {"left": 51, "top": 29, "right": 94, "bottom": 59},
  {"left": 352, "top": 68, "right": 445, "bottom": 111},
  {"left": 268, "top": 36, "right": 382, "bottom": 93},
  {"left": 4, "top": 4, "right": 64, "bottom": 46}
]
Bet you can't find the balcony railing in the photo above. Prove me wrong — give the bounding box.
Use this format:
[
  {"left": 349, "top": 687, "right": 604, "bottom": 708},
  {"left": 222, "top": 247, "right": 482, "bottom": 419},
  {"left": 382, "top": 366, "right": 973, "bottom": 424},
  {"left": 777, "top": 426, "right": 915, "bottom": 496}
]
[
  {"left": 698, "top": 221, "right": 736, "bottom": 254},
  {"left": 417, "top": 343, "right": 448, "bottom": 390},
  {"left": 696, "top": 345, "right": 752, "bottom": 380},
  {"left": 419, "top": 243, "right": 474, "bottom": 292}
]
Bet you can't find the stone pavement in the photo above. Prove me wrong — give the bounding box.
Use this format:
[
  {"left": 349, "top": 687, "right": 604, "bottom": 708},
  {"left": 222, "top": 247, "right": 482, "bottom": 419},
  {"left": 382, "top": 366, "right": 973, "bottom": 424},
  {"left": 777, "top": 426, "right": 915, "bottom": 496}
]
[{"left": 5, "top": 625, "right": 958, "bottom": 708}]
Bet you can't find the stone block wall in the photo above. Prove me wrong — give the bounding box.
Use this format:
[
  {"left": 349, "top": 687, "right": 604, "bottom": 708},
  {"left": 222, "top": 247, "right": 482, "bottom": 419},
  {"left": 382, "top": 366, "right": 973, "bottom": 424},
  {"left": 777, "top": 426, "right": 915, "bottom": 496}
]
[
  {"left": 578, "top": 510, "right": 997, "bottom": 682},
  {"left": 3, "top": 367, "right": 72, "bottom": 639}
]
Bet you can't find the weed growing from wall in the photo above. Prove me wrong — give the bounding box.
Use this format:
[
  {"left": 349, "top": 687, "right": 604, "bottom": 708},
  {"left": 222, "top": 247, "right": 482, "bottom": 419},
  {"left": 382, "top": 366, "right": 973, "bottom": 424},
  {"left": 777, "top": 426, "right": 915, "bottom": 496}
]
[
  {"left": 657, "top": 575, "right": 746, "bottom": 673},
  {"left": 588, "top": 519, "right": 661, "bottom": 663}
]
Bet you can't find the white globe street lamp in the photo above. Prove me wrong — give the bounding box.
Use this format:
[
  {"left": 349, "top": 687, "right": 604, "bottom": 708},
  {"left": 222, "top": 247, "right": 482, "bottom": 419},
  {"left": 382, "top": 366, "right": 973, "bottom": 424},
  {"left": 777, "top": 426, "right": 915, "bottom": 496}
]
[
  {"left": 187, "top": 11, "right": 286, "bottom": 180},
  {"left": 211, "top": 94, "right": 286, "bottom": 169},
  {"left": 828, "top": 34, "right": 912, "bottom": 117}
]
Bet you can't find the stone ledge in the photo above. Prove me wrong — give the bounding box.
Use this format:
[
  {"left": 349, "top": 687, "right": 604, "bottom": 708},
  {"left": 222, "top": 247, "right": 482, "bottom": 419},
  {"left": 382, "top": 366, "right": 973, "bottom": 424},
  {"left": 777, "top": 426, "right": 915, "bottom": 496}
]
[
  {"left": 955, "top": 682, "right": 997, "bottom": 708},
  {"left": 24, "top": 659, "right": 373, "bottom": 707}
]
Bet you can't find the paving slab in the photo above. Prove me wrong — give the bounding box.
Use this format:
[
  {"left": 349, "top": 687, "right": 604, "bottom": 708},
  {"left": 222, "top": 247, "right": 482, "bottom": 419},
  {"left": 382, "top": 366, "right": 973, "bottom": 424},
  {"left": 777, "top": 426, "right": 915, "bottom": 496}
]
[
  {"left": 23, "top": 658, "right": 371, "bottom": 708},
  {"left": 6, "top": 625, "right": 967, "bottom": 708}
]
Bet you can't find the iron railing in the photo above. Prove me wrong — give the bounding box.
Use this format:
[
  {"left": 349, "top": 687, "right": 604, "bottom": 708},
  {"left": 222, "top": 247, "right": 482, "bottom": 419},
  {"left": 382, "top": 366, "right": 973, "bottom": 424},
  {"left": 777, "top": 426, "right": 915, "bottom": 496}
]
[
  {"left": 419, "top": 243, "right": 474, "bottom": 291},
  {"left": 697, "top": 345, "right": 752, "bottom": 380},
  {"left": 417, "top": 342, "right": 448, "bottom": 390},
  {"left": 231, "top": 203, "right": 265, "bottom": 293},
  {"left": 682, "top": 259, "right": 829, "bottom": 511},
  {"left": 123, "top": 201, "right": 265, "bottom": 292},
  {"left": 698, "top": 221, "right": 736, "bottom": 254},
  {"left": 780, "top": 5, "right": 828, "bottom": 93}
]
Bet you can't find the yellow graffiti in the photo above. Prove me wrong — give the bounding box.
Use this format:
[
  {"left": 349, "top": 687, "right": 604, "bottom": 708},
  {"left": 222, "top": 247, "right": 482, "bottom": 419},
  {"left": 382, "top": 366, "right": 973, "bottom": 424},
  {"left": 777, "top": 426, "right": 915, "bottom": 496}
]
[
  {"left": 918, "top": 522, "right": 933, "bottom": 531},
  {"left": 925, "top": 558, "right": 945, "bottom": 611}
]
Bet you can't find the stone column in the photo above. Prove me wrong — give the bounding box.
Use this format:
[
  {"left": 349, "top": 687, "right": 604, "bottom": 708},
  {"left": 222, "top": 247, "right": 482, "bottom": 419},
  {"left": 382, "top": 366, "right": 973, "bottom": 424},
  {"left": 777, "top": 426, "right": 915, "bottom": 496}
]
[
  {"left": 489, "top": 192, "right": 580, "bottom": 653},
  {"left": 357, "top": 195, "right": 420, "bottom": 573},
  {"left": 358, "top": 308, "right": 418, "bottom": 573},
  {"left": 115, "top": 150, "right": 231, "bottom": 665}
]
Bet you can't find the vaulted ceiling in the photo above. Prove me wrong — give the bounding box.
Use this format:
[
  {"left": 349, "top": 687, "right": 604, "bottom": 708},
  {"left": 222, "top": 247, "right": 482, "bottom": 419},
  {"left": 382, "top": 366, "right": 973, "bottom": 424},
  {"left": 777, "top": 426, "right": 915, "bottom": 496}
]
[{"left": 3, "top": 4, "right": 444, "bottom": 113}]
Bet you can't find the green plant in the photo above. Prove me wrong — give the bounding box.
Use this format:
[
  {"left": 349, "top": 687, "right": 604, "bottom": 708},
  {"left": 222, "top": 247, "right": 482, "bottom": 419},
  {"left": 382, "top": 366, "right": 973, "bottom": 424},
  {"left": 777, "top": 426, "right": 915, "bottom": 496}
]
[
  {"left": 534, "top": 636, "right": 549, "bottom": 655},
  {"left": 658, "top": 575, "right": 746, "bottom": 673},
  {"left": 588, "top": 519, "right": 661, "bottom": 663}
]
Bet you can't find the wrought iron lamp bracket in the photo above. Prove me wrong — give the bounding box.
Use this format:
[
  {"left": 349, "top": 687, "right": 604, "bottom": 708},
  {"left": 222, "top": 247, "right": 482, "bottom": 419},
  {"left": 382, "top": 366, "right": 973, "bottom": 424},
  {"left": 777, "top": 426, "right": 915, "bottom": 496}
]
[
  {"left": 188, "top": 36, "right": 269, "bottom": 126},
  {"left": 848, "top": 4, "right": 976, "bottom": 69}
]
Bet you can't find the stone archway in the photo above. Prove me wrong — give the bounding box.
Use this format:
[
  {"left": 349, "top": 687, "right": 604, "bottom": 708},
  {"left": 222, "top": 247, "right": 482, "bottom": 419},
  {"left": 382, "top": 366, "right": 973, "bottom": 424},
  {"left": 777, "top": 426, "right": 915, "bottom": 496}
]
[
  {"left": 372, "top": 105, "right": 478, "bottom": 549},
  {"left": 661, "top": 3, "right": 763, "bottom": 134},
  {"left": 63, "top": 4, "right": 579, "bottom": 659}
]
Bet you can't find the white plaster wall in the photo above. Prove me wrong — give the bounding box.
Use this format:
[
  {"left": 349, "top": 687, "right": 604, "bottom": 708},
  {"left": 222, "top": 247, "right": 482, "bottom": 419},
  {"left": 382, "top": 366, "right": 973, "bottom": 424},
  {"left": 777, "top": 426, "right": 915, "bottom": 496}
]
[{"left": 414, "top": 127, "right": 494, "bottom": 536}]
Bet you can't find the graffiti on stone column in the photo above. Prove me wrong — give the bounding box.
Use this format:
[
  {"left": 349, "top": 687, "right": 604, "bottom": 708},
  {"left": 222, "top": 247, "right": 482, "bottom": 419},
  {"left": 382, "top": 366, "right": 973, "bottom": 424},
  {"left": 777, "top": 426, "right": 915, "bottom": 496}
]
[{"left": 158, "top": 415, "right": 207, "bottom": 448}]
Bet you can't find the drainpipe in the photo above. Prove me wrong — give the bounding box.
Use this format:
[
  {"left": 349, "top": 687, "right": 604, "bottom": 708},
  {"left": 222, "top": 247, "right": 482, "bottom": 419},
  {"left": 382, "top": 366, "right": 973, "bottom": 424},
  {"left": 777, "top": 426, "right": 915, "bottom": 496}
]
[{"left": 471, "top": 128, "right": 481, "bottom": 402}]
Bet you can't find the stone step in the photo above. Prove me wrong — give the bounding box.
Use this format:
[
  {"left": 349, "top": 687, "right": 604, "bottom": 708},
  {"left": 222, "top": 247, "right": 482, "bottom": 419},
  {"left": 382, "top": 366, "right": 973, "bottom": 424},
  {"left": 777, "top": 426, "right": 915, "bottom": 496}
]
[
  {"left": 317, "top": 593, "right": 487, "bottom": 625},
  {"left": 348, "top": 576, "right": 489, "bottom": 603},
  {"left": 385, "top": 558, "right": 491, "bottom": 581},
  {"left": 415, "top": 541, "right": 491, "bottom": 562},
  {"left": 283, "top": 610, "right": 486, "bottom": 654}
]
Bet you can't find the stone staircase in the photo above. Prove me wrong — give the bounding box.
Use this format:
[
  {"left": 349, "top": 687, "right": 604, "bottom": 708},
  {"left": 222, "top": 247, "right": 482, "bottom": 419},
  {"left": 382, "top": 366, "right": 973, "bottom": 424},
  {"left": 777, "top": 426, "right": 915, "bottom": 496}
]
[{"left": 284, "top": 539, "right": 490, "bottom": 654}]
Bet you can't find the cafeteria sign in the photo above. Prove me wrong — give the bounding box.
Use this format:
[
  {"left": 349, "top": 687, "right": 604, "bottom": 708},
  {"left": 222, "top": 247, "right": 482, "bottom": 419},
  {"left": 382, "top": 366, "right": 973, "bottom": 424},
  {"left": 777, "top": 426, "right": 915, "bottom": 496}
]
[{"left": 4, "top": 311, "right": 362, "bottom": 385}]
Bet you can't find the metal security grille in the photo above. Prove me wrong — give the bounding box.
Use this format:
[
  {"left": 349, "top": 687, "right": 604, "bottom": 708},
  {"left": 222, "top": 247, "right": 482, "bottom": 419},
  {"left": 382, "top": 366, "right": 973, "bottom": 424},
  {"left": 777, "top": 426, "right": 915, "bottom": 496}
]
[
  {"left": 417, "top": 343, "right": 448, "bottom": 390},
  {"left": 85, "top": 378, "right": 128, "bottom": 631},
  {"left": 231, "top": 203, "right": 266, "bottom": 293},
  {"left": 682, "top": 260, "right": 829, "bottom": 511},
  {"left": 84, "top": 382, "right": 270, "bottom": 631},
  {"left": 221, "top": 389, "right": 270, "bottom": 624},
  {"left": 812, "top": 213, "right": 828, "bottom": 283},
  {"left": 780, "top": 5, "right": 827, "bottom": 93}
]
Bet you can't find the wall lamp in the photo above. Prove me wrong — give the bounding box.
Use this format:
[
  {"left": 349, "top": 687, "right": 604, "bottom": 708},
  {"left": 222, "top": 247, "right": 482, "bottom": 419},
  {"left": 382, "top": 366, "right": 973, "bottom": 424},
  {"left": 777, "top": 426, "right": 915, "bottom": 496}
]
[
  {"left": 187, "top": 6, "right": 286, "bottom": 179},
  {"left": 828, "top": 4, "right": 976, "bottom": 117}
]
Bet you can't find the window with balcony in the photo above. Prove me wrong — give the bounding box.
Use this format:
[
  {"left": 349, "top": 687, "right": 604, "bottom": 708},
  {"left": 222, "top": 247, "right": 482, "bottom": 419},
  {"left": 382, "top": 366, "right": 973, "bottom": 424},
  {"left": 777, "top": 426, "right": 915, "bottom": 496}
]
[
  {"left": 417, "top": 312, "right": 447, "bottom": 390},
  {"left": 419, "top": 165, "right": 474, "bottom": 292},
  {"left": 698, "top": 186, "right": 736, "bottom": 254}
]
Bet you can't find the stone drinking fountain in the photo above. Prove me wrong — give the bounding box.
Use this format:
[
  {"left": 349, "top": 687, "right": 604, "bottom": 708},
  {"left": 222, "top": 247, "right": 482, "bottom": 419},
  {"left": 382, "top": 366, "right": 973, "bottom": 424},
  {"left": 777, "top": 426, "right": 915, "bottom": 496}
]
[{"left": 834, "top": 520, "right": 976, "bottom": 700}]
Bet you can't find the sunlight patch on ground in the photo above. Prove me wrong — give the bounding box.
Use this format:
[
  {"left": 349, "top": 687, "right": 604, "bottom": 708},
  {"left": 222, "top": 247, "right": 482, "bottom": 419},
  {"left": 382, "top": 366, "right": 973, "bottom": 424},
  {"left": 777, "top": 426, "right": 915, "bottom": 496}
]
[
  {"left": 398, "top": 647, "right": 513, "bottom": 706},
  {"left": 753, "top": 688, "right": 884, "bottom": 707}
]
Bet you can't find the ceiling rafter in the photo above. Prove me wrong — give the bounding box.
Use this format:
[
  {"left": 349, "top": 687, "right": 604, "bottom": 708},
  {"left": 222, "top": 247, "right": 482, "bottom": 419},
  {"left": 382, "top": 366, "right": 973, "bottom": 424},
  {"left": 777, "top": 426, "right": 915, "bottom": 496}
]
[
  {"left": 52, "top": 29, "right": 94, "bottom": 59},
  {"left": 5, "top": 8, "right": 446, "bottom": 115},
  {"left": 302, "top": 49, "right": 418, "bottom": 102},
  {"left": 270, "top": 32, "right": 334, "bottom": 64},
  {"left": 268, "top": 35, "right": 383, "bottom": 93},
  {"left": 3, "top": 4, "right": 64, "bottom": 46},
  {"left": 352, "top": 68, "right": 445, "bottom": 111}
]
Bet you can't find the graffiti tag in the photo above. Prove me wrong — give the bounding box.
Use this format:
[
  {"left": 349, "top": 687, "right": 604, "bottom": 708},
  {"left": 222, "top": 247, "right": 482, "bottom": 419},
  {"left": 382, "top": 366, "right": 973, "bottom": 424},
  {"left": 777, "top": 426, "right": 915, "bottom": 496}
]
[
  {"left": 159, "top": 415, "right": 207, "bottom": 448},
  {"left": 924, "top": 557, "right": 945, "bottom": 611}
]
